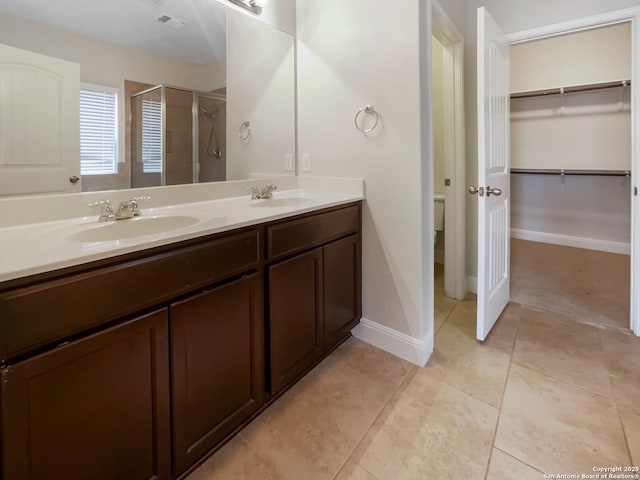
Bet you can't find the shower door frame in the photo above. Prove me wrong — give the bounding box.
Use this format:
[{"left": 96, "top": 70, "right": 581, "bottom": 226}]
[{"left": 131, "top": 84, "right": 227, "bottom": 186}]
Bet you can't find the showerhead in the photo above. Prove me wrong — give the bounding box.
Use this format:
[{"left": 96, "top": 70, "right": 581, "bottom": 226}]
[{"left": 200, "top": 106, "right": 220, "bottom": 118}]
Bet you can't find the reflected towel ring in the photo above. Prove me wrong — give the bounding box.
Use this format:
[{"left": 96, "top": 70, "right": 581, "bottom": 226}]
[
  {"left": 354, "top": 105, "right": 380, "bottom": 133},
  {"left": 238, "top": 121, "right": 251, "bottom": 141}
]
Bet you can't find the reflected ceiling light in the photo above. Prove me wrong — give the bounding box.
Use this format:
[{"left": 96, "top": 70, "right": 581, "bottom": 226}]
[{"left": 219, "top": 0, "right": 262, "bottom": 15}]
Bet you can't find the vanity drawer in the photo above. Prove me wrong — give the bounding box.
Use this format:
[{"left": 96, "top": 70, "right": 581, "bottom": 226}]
[
  {"left": 0, "top": 230, "right": 259, "bottom": 361},
  {"left": 267, "top": 204, "right": 360, "bottom": 260}
]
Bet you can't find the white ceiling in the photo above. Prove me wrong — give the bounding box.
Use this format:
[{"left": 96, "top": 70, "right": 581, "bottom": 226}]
[{"left": 0, "top": 0, "right": 227, "bottom": 64}]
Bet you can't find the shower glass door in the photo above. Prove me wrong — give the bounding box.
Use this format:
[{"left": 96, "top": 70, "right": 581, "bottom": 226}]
[
  {"left": 131, "top": 86, "right": 162, "bottom": 188},
  {"left": 165, "top": 87, "right": 194, "bottom": 185},
  {"left": 196, "top": 93, "right": 227, "bottom": 183}
]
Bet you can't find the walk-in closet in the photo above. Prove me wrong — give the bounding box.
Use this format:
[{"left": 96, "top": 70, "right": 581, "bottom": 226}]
[{"left": 510, "top": 22, "right": 632, "bottom": 329}]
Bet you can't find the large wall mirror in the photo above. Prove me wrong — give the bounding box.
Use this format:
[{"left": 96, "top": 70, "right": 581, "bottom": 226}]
[{"left": 0, "top": 0, "right": 296, "bottom": 196}]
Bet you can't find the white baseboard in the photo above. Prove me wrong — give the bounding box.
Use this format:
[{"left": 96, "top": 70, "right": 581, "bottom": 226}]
[
  {"left": 466, "top": 276, "right": 478, "bottom": 294},
  {"left": 351, "top": 318, "right": 433, "bottom": 367},
  {"left": 511, "top": 228, "right": 630, "bottom": 255}
]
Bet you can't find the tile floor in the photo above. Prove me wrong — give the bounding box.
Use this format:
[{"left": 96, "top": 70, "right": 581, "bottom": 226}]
[{"left": 186, "top": 260, "right": 640, "bottom": 480}]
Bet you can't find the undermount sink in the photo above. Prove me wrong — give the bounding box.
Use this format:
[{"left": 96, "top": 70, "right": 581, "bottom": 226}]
[
  {"left": 250, "top": 197, "right": 316, "bottom": 208},
  {"left": 67, "top": 215, "right": 200, "bottom": 243}
]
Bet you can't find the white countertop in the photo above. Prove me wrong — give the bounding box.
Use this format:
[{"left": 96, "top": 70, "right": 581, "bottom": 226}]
[{"left": 0, "top": 188, "right": 363, "bottom": 283}]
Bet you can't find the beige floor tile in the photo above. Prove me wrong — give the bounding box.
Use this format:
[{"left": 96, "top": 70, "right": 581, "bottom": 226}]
[
  {"left": 496, "top": 364, "right": 630, "bottom": 475},
  {"left": 611, "top": 376, "right": 640, "bottom": 415},
  {"left": 185, "top": 436, "right": 283, "bottom": 480},
  {"left": 512, "top": 306, "right": 612, "bottom": 396},
  {"left": 434, "top": 290, "right": 457, "bottom": 334},
  {"left": 434, "top": 263, "right": 457, "bottom": 333},
  {"left": 353, "top": 371, "right": 498, "bottom": 480},
  {"left": 241, "top": 339, "right": 413, "bottom": 480},
  {"left": 486, "top": 449, "right": 542, "bottom": 480},
  {"left": 486, "top": 303, "right": 522, "bottom": 354},
  {"left": 510, "top": 239, "right": 629, "bottom": 329},
  {"left": 334, "top": 460, "right": 379, "bottom": 480},
  {"left": 600, "top": 327, "right": 640, "bottom": 383},
  {"left": 444, "top": 299, "right": 521, "bottom": 354},
  {"left": 430, "top": 311, "right": 511, "bottom": 408},
  {"left": 619, "top": 406, "right": 640, "bottom": 465},
  {"left": 442, "top": 296, "right": 476, "bottom": 329}
]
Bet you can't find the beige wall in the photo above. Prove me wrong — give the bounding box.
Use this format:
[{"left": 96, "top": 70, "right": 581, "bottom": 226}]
[
  {"left": 297, "top": 0, "right": 437, "bottom": 346},
  {"left": 509, "top": 23, "right": 631, "bottom": 171},
  {"left": 226, "top": 9, "right": 295, "bottom": 180},
  {"left": 511, "top": 23, "right": 631, "bottom": 93}
]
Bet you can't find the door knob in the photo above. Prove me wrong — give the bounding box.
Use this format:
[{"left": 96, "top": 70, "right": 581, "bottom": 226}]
[
  {"left": 468, "top": 186, "right": 486, "bottom": 196},
  {"left": 486, "top": 186, "right": 502, "bottom": 197},
  {"left": 69, "top": 175, "right": 80, "bottom": 184}
]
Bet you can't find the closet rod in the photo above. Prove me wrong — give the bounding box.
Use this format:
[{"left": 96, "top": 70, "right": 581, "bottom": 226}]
[
  {"left": 510, "top": 168, "right": 630, "bottom": 177},
  {"left": 510, "top": 79, "right": 631, "bottom": 99}
]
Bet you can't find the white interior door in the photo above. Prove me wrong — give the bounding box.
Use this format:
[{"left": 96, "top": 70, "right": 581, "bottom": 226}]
[
  {"left": 0, "top": 43, "right": 80, "bottom": 196},
  {"left": 475, "top": 7, "right": 510, "bottom": 341}
]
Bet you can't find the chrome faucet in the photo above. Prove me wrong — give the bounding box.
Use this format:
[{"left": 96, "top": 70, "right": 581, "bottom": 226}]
[
  {"left": 87, "top": 196, "right": 149, "bottom": 221},
  {"left": 86, "top": 200, "right": 115, "bottom": 222},
  {"left": 248, "top": 184, "right": 277, "bottom": 200},
  {"left": 114, "top": 199, "right": 140, "bottom": 220}
]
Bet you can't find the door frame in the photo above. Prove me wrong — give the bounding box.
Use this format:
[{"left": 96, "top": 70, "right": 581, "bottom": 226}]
[
  {"left": 505, "top": 6, "right": 640, "bottom": 335},
  {"left": 432, "top": 0, "right": 467, "bottom": 300}
]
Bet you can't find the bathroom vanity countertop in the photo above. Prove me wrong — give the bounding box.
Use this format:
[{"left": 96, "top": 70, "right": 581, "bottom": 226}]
[{"left": 0, "top": 189, "right": 363, "bottom": 283}]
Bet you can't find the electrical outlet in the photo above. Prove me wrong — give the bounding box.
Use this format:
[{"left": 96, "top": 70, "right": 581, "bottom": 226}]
[
  {"left": 284, "top": 154, "right": 293, "bottom": 172},
  {"left": 302, "top": 153, "right": 311, "bottom": 172}
]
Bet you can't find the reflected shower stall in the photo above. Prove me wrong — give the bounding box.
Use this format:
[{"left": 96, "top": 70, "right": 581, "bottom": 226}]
[{"left": 131, "top": 85, "right": 226, "bottom": 188}]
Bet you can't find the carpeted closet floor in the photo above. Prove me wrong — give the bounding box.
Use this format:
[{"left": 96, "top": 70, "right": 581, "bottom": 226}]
[{"left": 511, "top": 238, "right": 630, "bottom": 329}]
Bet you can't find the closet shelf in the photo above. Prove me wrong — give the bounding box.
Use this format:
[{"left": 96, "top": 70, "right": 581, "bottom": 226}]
[
  {"left": 510, "top": 168, "right": 630, "bottom": 177},
  {"left": 510, "top": 79, "right": 631, "bottom": 99}
]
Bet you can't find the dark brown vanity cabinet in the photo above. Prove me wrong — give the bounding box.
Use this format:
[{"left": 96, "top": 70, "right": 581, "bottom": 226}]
[
  {"left": 0, "top": 309, "right": 171, "bottom": 480},
  {"left": 0, "top": 202, "right": 362, "bottom": 480},
  {"left": 170, "top": 274, "right": 263, "bottom": 476},
  {"left": 322, "top": 234, "right": 361, "bottom": 351},
  {"left": 267, "top": 204, "right": 362, "bottom": 395},
  {"left": 269, "top": 248, "right": 323, "bottom": 393}
]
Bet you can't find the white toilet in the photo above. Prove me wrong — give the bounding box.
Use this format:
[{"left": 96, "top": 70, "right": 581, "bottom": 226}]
[{"left": 434, "top": 193, "right": 445, "bottom": 243}]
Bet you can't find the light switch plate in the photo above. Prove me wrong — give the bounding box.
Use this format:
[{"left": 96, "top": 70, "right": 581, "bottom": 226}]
[
  {"left": 284, "top": 154, "right": 293, "bottom": 172},
  {"left": 302, "top": 153, "right": 311, "bottom": 172}
]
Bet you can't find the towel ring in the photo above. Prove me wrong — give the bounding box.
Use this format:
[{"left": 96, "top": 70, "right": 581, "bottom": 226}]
[
  {"left": 354, "top": 105, "right": 380, "bottom": 133},
  {"left": 238, "top": 121, "right": 251, "bottom": 141}
]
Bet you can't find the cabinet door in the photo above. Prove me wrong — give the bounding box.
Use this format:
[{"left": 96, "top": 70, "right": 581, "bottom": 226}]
[
  {"left": 269, "top": 248, "right": 322, "bottom": 394},
  {"left": 170, "top": 274, "right": 263, "bottom": 475},
  {"left": 323, "top": 235, "right": 361, "bottom": 351},
  {"left": 1, "top": 309, "right": 171, "bottom": 480}
]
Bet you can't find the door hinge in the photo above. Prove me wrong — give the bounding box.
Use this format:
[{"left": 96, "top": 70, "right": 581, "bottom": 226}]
[{"left": 635, "top": 187, "right": 638, "bottom": 196}]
